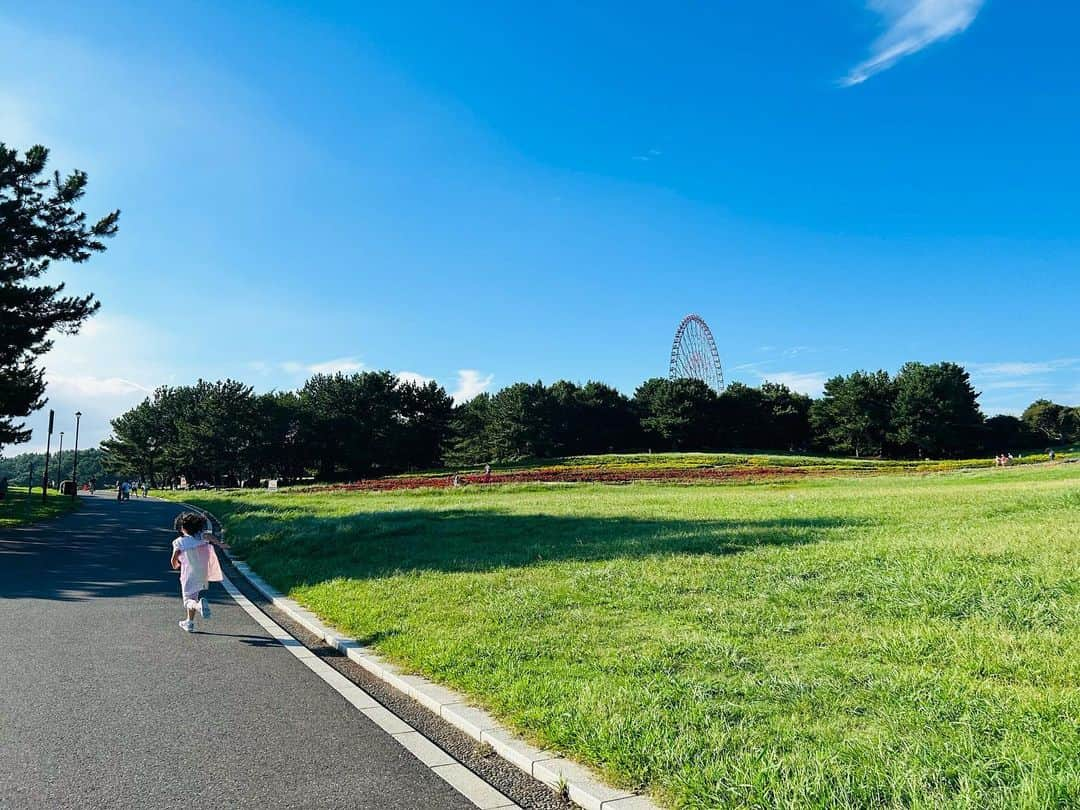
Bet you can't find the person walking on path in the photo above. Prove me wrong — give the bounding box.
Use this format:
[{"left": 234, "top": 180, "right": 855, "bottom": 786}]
[{"left": 170, "top": 512, "right": 227, "bottom": 632}]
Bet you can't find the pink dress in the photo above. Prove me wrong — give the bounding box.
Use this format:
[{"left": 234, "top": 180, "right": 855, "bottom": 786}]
[{"left": 173, "top": 533, "right": 224, "bottom": 608}]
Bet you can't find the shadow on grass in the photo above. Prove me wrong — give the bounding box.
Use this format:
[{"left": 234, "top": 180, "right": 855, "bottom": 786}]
[{"left": 228, "top": 508, "right": 861, "bottom": 588}]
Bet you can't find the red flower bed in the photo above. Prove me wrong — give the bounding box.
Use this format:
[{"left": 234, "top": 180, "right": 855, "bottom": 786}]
[{"left": 313, "top": 465, "right": 807, "bottom": 493}]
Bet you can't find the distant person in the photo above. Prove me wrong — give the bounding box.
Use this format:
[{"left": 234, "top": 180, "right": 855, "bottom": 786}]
[
  {"left": 0, "top": 475, "right": 8, "bottom": 501},
  {"left": 1049, "top": 449, "right": 1056, "bottom": 461},
  {"left": 142, "top": 482, "right": 149, "bottom": 497},
  {"left": 170, "top": 512, "right": 228, "bottom": 633},
  {"left": 116, "top": 480, "right": 123, "bottom": 501},
  {"left": 484, "top": 463, "right": 492, "bottom": 483},
  {"left": 122, "top": 481, "right": 132, "bottom": 501},
  {"left": 88, "top": 478, "right": 96, "bottom": 494}
]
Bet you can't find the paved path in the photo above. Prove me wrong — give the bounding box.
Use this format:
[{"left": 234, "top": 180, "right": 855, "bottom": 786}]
[{"left": 0, "top": 493, "right": 475, "bottom": 810}]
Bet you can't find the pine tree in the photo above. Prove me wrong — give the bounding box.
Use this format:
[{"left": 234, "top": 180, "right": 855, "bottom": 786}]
[{"left": 0, "top": 143, "right": 119, "bottom": 447}]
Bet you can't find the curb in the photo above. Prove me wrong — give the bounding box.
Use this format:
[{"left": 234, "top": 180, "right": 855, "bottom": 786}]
[{"left": 185, "top": 502, "right": 658, "bottom": 810}]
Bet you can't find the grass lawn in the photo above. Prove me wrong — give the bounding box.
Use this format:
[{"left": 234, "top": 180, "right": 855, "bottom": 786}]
[
  {"left": 0, "top": 485, "right": 81, "bottom": 528},
  {"left": 174, "top": 462, "right": 1080, "bottom": 808}
]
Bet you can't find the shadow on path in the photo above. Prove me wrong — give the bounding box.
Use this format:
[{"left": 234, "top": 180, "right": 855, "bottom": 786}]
[{"left": 0, "top": 496, "right": 188, "bottom": 602}]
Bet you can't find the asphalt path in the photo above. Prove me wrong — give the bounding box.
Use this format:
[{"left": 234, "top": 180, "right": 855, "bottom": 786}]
[{"left": 0, "top": 492, "right": 475, "bottom": 810}]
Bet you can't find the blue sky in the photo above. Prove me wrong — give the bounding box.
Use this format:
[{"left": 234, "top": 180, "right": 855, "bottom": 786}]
[{"left": 4, "top": 1, "right": 1078, "bottom": 450}]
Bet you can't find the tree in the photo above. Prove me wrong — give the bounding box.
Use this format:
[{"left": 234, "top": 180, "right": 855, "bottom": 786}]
[
  {"left": 716, "top": 382, "right": 766, "bottom": 449},
  {"left": 101, "top": 395, "right": 171, "bottom": 484},
  {"left": 245, "top": 391, "right": 304, "bottom": 480},
  {"left": 102, "top": 381, "right": 261, "bottom": 486},
  {"left": 759, "top": 382, "right": 812, "bottom": 451},
  {"left": 634, "top": 377, "right": 719, "bottom": 450},
  {"left": 445, "top": 393, "right": 494, "bottom": 466},
  {"left": 810, "top": 370, "right": 894, "bottom": 458},
  {"left": 487, "top": 381, "right": 554, "bottom": 460},
  {"left": 297, "top": 371, "right": 402, "bottom": 478},
  {"left": 891, "top": 362, "right": 984, "bottom": 458},
  {"left": 546, "top": 380, "right": 585, "bottom": 455},
  {"left": 0, "top": 144, "right": 119, "bottom": 448},
  {"left": 1021, "top": 399, "right": 1075, "bottom": 444},
  {"left": 396, "top": 379, "right": 454, "bottom": 470},
  {"left": 0, "top": 447, "right": 107, "bottom": 487},
  {"left": 576, "top": 381, "right": 639, "bottom": 454},
  {"left": 983, "top": 414, "right": 1038, "bottom": 454}
]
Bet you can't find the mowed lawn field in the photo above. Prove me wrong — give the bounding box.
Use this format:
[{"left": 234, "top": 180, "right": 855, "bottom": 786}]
[
  {"left": 0, "top": 486, "right": 80, "bottom": 528},
  {"left": 176, "top": 463, "right": 1080, "bottom": 809}
]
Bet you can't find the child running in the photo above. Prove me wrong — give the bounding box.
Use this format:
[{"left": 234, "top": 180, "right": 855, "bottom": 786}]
[{"left": 170, "top": 512, "right": 227, "bottom": 632}]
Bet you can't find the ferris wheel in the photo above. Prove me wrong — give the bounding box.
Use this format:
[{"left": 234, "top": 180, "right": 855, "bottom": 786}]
[{"left": 669, "top": 314, "right": 725, "bottom": 392}]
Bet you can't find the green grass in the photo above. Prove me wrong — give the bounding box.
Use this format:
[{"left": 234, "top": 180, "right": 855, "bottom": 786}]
[
  {"left": 172, "top": 462, "right": 1080, "bottom": 809},
  {"left": 0, "top": 485, "right": 81, "bottom": 528}
]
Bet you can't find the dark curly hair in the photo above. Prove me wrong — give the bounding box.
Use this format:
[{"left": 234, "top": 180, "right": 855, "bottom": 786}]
[{"left": 175, "top": 511, "right": 208, "bottom": 536}]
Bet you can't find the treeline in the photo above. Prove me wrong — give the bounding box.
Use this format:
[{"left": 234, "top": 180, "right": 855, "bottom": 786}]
[
  {"left": 98, "top": 361, "right": 1078, "bottom": 486},
  {"left": 0, "top": 448, "right": 108, "bottom": 487},
  {"left": 101, "top": 375, "right": 451, "bottom": 485}
]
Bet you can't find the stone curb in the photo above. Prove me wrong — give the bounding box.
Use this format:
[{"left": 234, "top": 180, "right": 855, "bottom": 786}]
[{"left": 183, "top": 502, "right": 658, "bottom": 810}]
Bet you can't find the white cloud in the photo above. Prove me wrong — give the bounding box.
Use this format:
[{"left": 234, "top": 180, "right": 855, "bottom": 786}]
[
  {"left": 451, "top": 369, "right": 494, "bottom": 403},
  {"left": 12, "top": 314, "right": 165, "bottom": 452},
  {"left": 45, "top": 375, "right": 151, "bottom": 398},
  {"left": 978, "top": 379, "right": 1053, "bottom": 392},
  {"left": 842, "top": 0, "right": 984, "bottom": 87},
  {"left": 396, "top": 370, "right": 435, "bottom": 386},
  {"left": 763, "top": 371, "right": 828, "bottom": 397},
  {"left": 968, "top": 359, "right": 1079, "bottom": 377},
  {"left": 282, "top": 357, "right": 365, "bottom": 376}
]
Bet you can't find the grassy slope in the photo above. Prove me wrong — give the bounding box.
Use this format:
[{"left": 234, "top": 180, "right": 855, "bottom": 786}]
[
  {"left": 0, "top": 486, "right": 81, "bottom": 528},
  {"left": 175, "top": 464, "right": 1080, "bottom": 809}
]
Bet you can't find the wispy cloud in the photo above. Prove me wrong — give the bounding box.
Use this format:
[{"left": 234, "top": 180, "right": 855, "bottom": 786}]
[
  {"left": 632, "top": 149, "right": 662, "bottom": 162},
  {"left": 451, "top": 369, "right": 494, "bottom": 403},
  {"left": 763, "top": 371, "right": 828, "bottom": 397},
  {"left": 45, "top": 374, "right": 151, "bottom": 398},
  {"left": 967, "top": 358, "right": 1080, "bottom": 414},
  {"left": 281, "top": 357, "right": 365, "bottom": 376},
  {"left": 396, "top": 370, "right": 435, "bottom": 386},
  {"left": 842, "top": 0, "right": 984, "bottom": 87},
  {"left": 968, "top": 359, "right": 1080, "bottom": 377}
]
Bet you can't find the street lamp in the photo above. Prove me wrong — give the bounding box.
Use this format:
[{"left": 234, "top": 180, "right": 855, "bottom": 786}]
[
  {"left": 56, "top": 431, "right": 64, "bottom": 490},
  {"left": 70, "top": 411, "right": 82, "bottom": 499}
]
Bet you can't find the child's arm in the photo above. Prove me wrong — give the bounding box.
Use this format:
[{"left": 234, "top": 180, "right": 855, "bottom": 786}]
[
  {"left": 203, "top": 531, "right": 230, "bottom": 550},
  {"left": 170, "top": 548, "right": 181, "bottom": 570}
]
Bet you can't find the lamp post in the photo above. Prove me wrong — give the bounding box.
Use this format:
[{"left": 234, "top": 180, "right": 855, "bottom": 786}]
[
  {"left": 41, "top": 409, "right": 54, "bottom": 501},
  {"left": 56, "top": 431, "right": 64, "bottom": 490},
  {"left": 70, "top": 411, "right": 82, "bottom": 499}
]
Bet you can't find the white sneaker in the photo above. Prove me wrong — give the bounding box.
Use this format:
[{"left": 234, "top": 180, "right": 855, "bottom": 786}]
[
  {"left": 199, "top": 597, "right": 211, "bottom": 619},
  {"left": 178, "top": 619, "right": 195, "bottom": 633}
]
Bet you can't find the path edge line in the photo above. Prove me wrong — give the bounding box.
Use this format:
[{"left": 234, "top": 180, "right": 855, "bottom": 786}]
[
  {"left": 173, "top": 499, "right": 519, "bottom": 810},
  {"left": 183, "top": 501, "right": 658, "bottom": 810}
]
